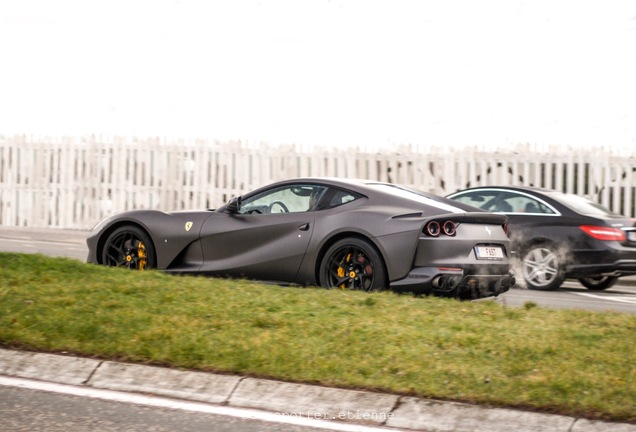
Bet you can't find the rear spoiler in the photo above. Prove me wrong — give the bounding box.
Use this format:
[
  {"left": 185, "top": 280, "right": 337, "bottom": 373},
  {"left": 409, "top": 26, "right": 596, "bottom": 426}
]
[
  {"left": 448, "top": 212, "right": 508, "bottom": 225},
  {"left": 391, "top": 211, "right": 507, "bottom": 225}
]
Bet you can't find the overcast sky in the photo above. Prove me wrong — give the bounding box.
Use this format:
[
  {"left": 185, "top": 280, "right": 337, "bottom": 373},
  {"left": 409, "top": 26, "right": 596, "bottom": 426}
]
[{"left": 1, "top": 0, "right": 635, "bottom": 150}]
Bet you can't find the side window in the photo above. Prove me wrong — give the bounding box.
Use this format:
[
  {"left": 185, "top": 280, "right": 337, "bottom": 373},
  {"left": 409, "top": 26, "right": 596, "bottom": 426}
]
[
  {"left": 510, "top": 197, "right": 554, "bottom": 214},
  {"left": 451, "top": 192, "right": 499, "bottom": 210},
  {"left": 490, "top": 199, "right": 514, "bottom": 213},
  {"left": 452, "top": 190, "right": 556, "bottom": 214},
  {"left": 239, "top": 185, "right": 327, "bottom": 214},
  {"left": 316, "top": 188, "right": 361, "bottom": 210}
]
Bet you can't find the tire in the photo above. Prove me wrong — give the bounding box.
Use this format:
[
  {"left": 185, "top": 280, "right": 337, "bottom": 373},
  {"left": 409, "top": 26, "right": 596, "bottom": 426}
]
[
  {"left": 521, "top": 243, "right": 565, "bottom": 291},
  {"left": 101, "top": 225, "right": 156, "bottom": 270},
  {"left": 578, "top": 276, "right": 619, "bottom": 291},
  {"left": 319, "top": 238, "right": 388, "bottom": 292}
]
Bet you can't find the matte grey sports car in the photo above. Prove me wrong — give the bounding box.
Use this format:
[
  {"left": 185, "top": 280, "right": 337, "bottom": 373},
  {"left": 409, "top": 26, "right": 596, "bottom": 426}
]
[{"left": 86, "top": 178, "right": 515, "bottom": 299}]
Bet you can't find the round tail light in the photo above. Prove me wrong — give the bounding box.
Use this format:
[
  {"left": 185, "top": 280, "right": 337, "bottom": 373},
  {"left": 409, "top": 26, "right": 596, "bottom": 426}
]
[
  {"left": 442, "top": 221, "right": 457, "bottom": 236},
  {"left": 425, "top": 221, "right": 441, "bottom": 237}
]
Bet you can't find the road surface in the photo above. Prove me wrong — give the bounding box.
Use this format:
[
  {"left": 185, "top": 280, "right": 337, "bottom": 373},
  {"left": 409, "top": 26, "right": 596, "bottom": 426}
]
[{"left": 0, "top": 378, "right": 389, "bottom": 432}]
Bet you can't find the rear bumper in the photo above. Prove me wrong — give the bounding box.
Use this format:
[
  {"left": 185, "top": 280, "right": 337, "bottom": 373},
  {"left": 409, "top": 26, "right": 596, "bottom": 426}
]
[
  {"left": 390, "top": 266, "right": 515, "bottom": 300},
  {"left": 565, "top": 259, "right": 636, "bottom": 278},
  {"left": 564, "top": 246, "right": 636, "bottom": 277}
]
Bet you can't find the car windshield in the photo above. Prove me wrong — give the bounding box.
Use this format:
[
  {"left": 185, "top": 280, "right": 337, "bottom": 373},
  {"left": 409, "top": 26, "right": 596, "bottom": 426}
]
[
  {"left": 551, "top": 192, "right": 620, "bottom": 217},
  {"left": 369, "top": 183, "right": 464, "bottom": 213}
]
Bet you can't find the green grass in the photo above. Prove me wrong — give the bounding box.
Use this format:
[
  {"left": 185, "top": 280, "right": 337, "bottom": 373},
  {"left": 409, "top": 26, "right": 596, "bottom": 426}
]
[{"left": 1, "top": 252, "right": 635, "bottom": 422}]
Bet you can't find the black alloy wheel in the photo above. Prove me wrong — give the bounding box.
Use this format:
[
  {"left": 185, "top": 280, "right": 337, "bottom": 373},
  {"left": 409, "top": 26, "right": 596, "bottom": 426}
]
[
  {"left": 102, "top": 226, "right": 156, "bottom": 270},
  {"left": 320, "top": 238, "right": 387, "bottom": 292}
]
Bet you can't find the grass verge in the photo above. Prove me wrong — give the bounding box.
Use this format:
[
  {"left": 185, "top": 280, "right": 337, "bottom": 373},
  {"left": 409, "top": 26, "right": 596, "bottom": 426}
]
[{"left": 0, "top": 252, "right": 635, "bottom": 422}]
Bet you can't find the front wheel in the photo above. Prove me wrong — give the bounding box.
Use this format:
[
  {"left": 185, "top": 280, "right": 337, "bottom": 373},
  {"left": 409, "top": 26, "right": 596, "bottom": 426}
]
[
  {"left": 101, "top": 226, "right": 156, "bottom": 270},
  {"left": 319, "top": 238, "right": 387, "bottom": 292},
  {"left": 521, "top": 244, "right": 565, "bottom": 291},
  {"left": 578, "top": 276, "right": 619, "bottom": 291}
]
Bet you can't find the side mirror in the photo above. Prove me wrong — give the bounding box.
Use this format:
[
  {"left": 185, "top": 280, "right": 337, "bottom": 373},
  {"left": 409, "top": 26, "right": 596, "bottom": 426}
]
[{"left": 225, "top": 196, "right": 241, "bottom": 214}]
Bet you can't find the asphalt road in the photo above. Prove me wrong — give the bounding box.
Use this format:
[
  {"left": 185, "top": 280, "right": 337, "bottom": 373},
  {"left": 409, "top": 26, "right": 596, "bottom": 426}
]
[
  {"left": 491, "top": 280, "right": 636, "bottom": 314},
  {"left": 0, "top": 381, "right": 365, "bottom": 432},
  {"left": 1, "top": 226, "right": 635, "bottom": 314}
]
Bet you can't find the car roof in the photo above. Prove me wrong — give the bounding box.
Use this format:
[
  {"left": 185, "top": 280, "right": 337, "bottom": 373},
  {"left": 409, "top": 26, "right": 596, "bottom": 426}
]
[
  {"left": 448, "top": 185, "right": 629, "bottom": 219},
  {"left": 249, "top": 177, "right": 473, "bottom": 214},
  {"left": 262, "top": 177, "right": 412, "bottom": 195},
  {"left": 272, "top": 177, "right": 387, "bottom": 188},
  {"left": 449, "top": 185, "right": 554, "bottom": 195}
]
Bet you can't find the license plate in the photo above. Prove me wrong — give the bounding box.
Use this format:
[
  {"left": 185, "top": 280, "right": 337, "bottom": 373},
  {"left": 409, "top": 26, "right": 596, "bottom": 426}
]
[
  {"left": 628, "top": 231, "right": 636, "bottom": 242},
  {"left": 475, "top": 246, "right": 504, "bottom": 260}
]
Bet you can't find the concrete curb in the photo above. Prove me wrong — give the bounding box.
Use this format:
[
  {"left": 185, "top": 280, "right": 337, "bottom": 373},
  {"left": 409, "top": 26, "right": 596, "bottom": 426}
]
[{"left": 1, "top": 348, "right": 634, "bottom": 431}]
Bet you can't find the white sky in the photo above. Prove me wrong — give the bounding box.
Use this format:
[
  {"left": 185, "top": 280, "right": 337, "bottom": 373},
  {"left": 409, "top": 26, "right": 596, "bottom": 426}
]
[{"left": 1, "top": 0, "right": 635, "bottom": 150}]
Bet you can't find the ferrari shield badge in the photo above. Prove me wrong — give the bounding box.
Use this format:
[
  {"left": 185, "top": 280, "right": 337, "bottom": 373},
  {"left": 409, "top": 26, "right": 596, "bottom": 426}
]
[{"left": 185, "top": 221, "right": 193, "bottom": 232}]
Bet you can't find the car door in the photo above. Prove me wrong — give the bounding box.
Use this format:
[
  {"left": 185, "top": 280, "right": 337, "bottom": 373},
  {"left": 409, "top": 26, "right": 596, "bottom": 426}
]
[{"left": 198, "top": 184, "right": 326, "bottom": 282}]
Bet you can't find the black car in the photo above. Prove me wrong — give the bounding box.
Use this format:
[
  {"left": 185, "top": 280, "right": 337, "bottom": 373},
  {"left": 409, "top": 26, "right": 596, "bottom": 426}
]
[
  {"left": 87, "top": 177, "right": 514, "bottom": 299},
  {"left": 448, "top": 186, "right": 636, "bottom": 290}
]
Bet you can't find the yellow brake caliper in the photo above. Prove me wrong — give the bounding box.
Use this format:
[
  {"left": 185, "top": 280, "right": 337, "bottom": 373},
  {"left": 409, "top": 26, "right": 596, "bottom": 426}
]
[
  {"left": 338, "top": 253, "right": 352, "bottom": 289},
  {"left": 137, "top": 241, "right": 147, "bottom": 271}
]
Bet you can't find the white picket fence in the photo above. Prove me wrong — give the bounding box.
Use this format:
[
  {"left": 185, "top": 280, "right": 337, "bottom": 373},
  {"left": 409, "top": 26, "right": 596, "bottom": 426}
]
[{"left": 1, "top": 135, "right": 635, "bottom": 230}]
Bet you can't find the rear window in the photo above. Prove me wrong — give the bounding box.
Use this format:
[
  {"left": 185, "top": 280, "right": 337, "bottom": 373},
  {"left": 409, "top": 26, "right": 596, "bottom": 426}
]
[
  {"left": 551, "top": 192, "right": 619, "bottom": 217},
  {"left": 369, "top": 183, "right": 463, "bottom": 213}
]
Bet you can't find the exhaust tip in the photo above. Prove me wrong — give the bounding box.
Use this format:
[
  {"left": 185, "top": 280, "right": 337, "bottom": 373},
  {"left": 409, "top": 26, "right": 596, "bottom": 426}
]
[{"left": 432, "top": 275, "right": 444, "bottom": 288}]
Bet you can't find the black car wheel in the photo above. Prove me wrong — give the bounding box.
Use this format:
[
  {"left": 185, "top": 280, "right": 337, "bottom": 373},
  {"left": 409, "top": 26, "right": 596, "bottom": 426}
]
[
  {"left": 320, "top": 238, "right": 387, "bottom": 292},
  {"left": 102, "top": 226, "right": 156, "bottom": 270},
  {"left": 578, "top": 276, "right": 619, "bottom": 291},
  {"left": 521, "top": 244, "right": 565, "bottom": 291}
]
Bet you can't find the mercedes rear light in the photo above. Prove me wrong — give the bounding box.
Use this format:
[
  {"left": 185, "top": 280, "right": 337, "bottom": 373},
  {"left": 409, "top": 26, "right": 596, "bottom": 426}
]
[{"left": 579, "top": 225, "right": 626, "bottom": 241}]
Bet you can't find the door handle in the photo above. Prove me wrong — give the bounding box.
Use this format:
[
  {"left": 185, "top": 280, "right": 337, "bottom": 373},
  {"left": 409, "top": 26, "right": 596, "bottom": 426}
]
[{"left": 298, "top": 223, "right": 310, "bottom": 231}]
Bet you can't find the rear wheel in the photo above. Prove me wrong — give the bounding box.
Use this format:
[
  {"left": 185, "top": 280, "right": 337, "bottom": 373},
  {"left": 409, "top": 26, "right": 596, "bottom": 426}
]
[
  {"left": 578, "top": 276, "right": 619, "bottom": 291},
  {"left": 522, "top": 244, "right": 564, "bottom": 291},
  {"left": 102, "top": 226, "right": 156, "bottom": 270},
  {"left": 319, "top": 238, "right": 387, "bottom": 292}
]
